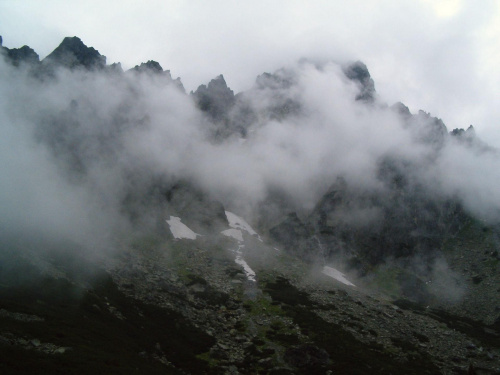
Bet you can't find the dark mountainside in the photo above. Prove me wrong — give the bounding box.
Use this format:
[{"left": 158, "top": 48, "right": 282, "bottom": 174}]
[{"left": 1, "top": 36, "right": 500, "bottom": 374}]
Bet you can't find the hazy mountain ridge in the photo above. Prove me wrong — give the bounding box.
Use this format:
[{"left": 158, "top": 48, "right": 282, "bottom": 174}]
[{"left": 1, "top": 35, "right": 500, "bottom": 374}]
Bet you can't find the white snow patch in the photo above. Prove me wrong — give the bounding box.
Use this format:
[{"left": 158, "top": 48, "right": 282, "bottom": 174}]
[
  {"left": 221, "top": 212, "right": 259, "bottom": 281},
  {"left": 221, "top": 228, "right": 244, "bottom": 242},
  {"left": 225, "top": 211, "right": 262, "bottom": 241},
  {"left": 235, "top": 255, "right": 256, "bottom": 281},
  {"left": 322, "top": 266, "right": 356, "bottom": 287},
  {"left": 166, "top": 216, "right": 198, "bottom": 240},
  {"left": 230, "top": 242, "right": 257, "bottom": 282}
]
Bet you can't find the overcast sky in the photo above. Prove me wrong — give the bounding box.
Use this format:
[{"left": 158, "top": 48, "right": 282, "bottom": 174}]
[{"left": 1, "top": 0, "right": 499, "bottom": 144}]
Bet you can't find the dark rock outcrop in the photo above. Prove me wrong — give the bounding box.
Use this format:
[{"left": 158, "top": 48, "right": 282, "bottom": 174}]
[
  {"left": 343, "top": 60, "right": 376, "bottom": 102},
  {"left": 255, "top": 70, "right": 296, "bottom": 90},
  {"left": 412, "top": 110, "right": 448, "bottom": 148},
  {"left": 129, "top": 60, "right": 185, "bottom": 91},
  {"left": 391, "top": 104, "right": 449, "bottom": 150},
  {"left": 165, "top": 181, "right": 229, "bottom": 234},
  {"left": 107, "top": 62, "right": 124, "bottom": 74},
  {"left": 5, "top": 45, "right": 39, "bottom": 66},
  {"left": 269, "top": 212, "right": 321, "bottom": 263},
  {"left": 192, "top": 75, "right": 235, "bottom": 122},
  {"left": 451, "top": 124, "right": 476, "bottom": 142},
  {"left": 130, "top": 60, "right": 164, "bottom": 74},
  {"left": 0, "top": 36, "right": 40, "bottom": 66},
  {"left": 391, "top": 101, "right": 412, "bottom": 118},
  {"left": 311, "top": 161, "right": 467, "bottom": 266},
  {"left": 43, "top": 36, "right": 106, "bottom": 70},
  {"left": 253, "top": 69, "right": 302, "bottom": 121},
  {"left": 450, "top": 125, "right": 493, "bottom": 153}
]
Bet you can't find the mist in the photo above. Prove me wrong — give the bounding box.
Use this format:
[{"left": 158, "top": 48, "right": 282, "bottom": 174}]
[{"left": 1, "top": 52, "right": 500, "bottom": 263}]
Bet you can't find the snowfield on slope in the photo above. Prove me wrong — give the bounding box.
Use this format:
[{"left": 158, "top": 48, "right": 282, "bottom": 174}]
[
  {"left": 225, "top": 211, "right": 262, "bottom": 242},
  {"left": 166, "top": 216, "right": 199, "bottom": 240},
  {"left": 221, "top": 228, "right": 244, "bottom": 242},
  {"left": 222, "top": 211, "right": 261, "bottom": 281},
  {"left": 322, "top": 266, "right": 356, "bottom": 287},
  {"left": 234, "top": 245, "right": 256, "bottom": 282}
]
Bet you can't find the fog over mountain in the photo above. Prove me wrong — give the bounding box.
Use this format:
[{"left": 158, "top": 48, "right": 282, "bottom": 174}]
[
  {"left": 1, "top": 36, "right": 500, "bottom": 374},
  {"left": 1, "top": 36, "right": 499, "bottom": 248}
]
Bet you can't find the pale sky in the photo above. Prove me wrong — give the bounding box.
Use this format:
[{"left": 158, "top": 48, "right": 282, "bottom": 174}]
[{"left": 1, "top": 0, "right": 499, "bottom": 144}]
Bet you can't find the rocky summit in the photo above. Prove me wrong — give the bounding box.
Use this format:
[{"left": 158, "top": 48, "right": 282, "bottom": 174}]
[
  {"left": 0, "top": 36, "right": 499, "bottom": 374},
  {"left": 43, "top": 36, "right": 106, "bottom": 70}
]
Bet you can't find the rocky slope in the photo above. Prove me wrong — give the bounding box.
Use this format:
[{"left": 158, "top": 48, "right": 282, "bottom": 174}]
[{"left": 1, "top": 209, "right": 499, "bottom": 374}]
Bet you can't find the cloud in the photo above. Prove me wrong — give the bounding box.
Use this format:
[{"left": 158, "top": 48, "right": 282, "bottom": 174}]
[
  {"left": 2, "top": 48, "right": 500, "bottom": 267},
  {"left": 425, "top": 138, "right": 500, "bottom": 222},
  {"left": 421, "top": 0, "right": 464, "bottom": 18}
]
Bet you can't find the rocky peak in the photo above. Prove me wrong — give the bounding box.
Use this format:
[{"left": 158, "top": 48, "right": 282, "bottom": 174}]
[
  {"left": 0, "top": 36, "right": 40, "bottom": 66},
  {"left": 343, "top": 60, "right": 376, "bottom": 102},
  {"left": 192, "top": 74, "right": 235, "bottom": 121},
  {"left": 466, "top": 124, "right": 476, "bottom": 136},
  {"left": 451, "top": 125, "right": 477, "bottom": 140},
  {"left": 199, "top": 74, "right": 234, "bottom": 100},
  {"left": 255, "top": 69, "right": 296, "bottom": 90},
  {"left": 129, "top": 61, "right": 185, "bottom": 91},
  {"left": 451, "top": 128, "right": 465, "bottom": 137},
  {"left": 449, "top": 124, "right": 492, "bottom": 152},
  {"left": 130, "top": 60, "right": 164, "bottom": 74},
  {"left": 43, "top": 36, "right": 106, "bottom": 70},
  {"left": 404, "top": 110, "right": 448, "bottom": 149},
  {"left": 208, "top": 74, "right": 230, "bottom": 90},
  {"left": 107, "top": 62, "right": 123, "bottom": 74},
  {"left": 391, "top": 102, "right": 412, "bottom": 118},
  {"left": 6, "top": 45, "right": 39, "bottom": 66}
]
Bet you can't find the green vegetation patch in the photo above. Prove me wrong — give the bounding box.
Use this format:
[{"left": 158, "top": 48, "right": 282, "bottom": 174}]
[
  {"left": 371, "top": 266, "right": 431, "bottom": 303},
  {"left": 370, "top": 266, "right": 402, "bottom": 298}
]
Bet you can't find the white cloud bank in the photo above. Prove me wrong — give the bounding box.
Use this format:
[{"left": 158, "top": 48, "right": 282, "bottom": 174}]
[{"left": 1, "top": 53, "right": 500, "bottom": 258}]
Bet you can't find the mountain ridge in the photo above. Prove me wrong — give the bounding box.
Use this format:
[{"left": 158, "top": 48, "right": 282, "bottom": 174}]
[{"left": 0, "top": 34, "right": 471, "bottom": 136}]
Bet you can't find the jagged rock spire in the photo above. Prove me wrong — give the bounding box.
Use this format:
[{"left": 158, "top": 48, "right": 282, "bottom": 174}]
[
  {"left": 192, "top": 74, "right": 235, "bottom": 121},
  {"left": 0, "top": 36, "right": 39, "bottom": 66},
  {"left": 43, "top": 36, "right": 106, "bottom": 70},
  {"left": 343, "top": 60, "right": 376, "bottom": 102},
  {"left": 391, "top": 102, "right": 411, "bottom": 118},
  {"left": 130, "top": 60, "right": 164, "bottom": 74}
]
